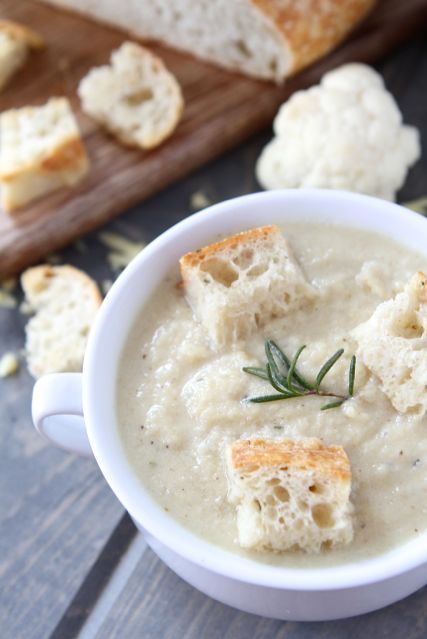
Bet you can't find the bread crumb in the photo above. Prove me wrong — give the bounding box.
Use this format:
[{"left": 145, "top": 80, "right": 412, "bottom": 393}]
[
  {"left": 101, "top": 279, "right": 113, "bottom": 295},
  {"left": 73, "top": 239, "right": 87, "bottom": 253},
  {"left": 46, "top": 253, "right": 62, "bottom": 265},
  {"left": 403, "top": 196, "right": 427, "bottom": 216},
  {"left": 0, "top": 289, "right": 17, "bottom": 308},
  {"left": 98, "top": 231, "right": 145, "bottom": 271},
  {"left": 1, "top": 277, "right": 17, "bottom": 292},
  {"left": 0, "top": 352, "right": 19, "bottom": 377},
  {"left": 190, "top": 191, "right": 211, "bottom": 211}
]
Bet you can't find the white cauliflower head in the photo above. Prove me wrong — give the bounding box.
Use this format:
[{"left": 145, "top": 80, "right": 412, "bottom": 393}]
[{"left": 256, "top": 63, "right": 420, "bottom": 201}]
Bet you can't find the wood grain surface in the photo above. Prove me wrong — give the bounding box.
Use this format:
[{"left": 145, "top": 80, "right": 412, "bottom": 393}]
[
  {"left": 0, "top": 0, "right": 426, "bottom": 279},
  {"left": 0, "top": 16, "right": 426, "bottom": 639}
]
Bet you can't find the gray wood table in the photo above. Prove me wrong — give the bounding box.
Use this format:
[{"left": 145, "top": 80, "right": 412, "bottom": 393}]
[{"left": 1, "top": 37, "right": 427, "bottom": 639}]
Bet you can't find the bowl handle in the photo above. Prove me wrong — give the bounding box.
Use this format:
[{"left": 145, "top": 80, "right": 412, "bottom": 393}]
[{"left": 32, "top": 373, "right": 92, "bottom": 457}]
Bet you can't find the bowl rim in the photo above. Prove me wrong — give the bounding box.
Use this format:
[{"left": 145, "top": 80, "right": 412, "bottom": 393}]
[{"left": 83, "top": 189, "right": 427, "bottom": 591}]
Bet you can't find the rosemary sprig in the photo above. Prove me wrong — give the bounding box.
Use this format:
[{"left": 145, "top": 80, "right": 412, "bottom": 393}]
[{"left": 242, "top": 339, "right": 356, "bottom": 411}]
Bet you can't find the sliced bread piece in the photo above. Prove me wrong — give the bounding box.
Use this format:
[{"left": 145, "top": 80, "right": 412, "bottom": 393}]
[
  {"left": 21, "top": 265, "right": 102, "bottom": 378},
  {"left": 0, "top": 97, "right": 89, "bottom": 212},
  {"left": 0, "top": 20, "right": 44, "bottom": 92},
  {"left": 38, "top": 0, "right": 375, "bottom": 83},
  {"left": 226, "top": 438, "right": 353, "bottom": 553},
  {"left": 179, "top": 225, "right": 313, "bottom": 349},
  {"left": 352, "top": 271, "right": 427, "bottom": 415},
  {"left": 78, "top": 42, "right": 183, "bottom": 150}
]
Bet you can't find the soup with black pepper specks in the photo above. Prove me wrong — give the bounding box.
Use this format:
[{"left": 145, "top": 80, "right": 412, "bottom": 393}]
[{"left": 117, "top": 222, "right": 427, "bottom": 567}]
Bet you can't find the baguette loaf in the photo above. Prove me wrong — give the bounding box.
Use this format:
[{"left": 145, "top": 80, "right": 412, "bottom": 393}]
[
  {"left": 352, "top": 272, "right": 427, "bottom": 415},
  {"left": 37, "top": 0, "right": 375, "bottom": 82},
  {"left": 21, "top": 265, "right": 102, "bottom": 378},
  {"left": 226, "top": 438, "right": 353, "bottom": 552},
  {"left": 0, "top": 20, "right": 44, "bottom": 92},
  {"left": 180, "top": 225, "right": 312, "bottom": 349},
  {"left": 0, "top": 97, "right": 89, "bottom": 212}
]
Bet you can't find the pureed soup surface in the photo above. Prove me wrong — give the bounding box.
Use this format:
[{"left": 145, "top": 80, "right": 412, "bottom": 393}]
[{"left": 117, "top": 222, "right": 427, "bottom": 567}]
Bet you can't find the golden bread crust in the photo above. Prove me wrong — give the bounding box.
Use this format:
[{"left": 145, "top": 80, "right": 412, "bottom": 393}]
[
  {"left": 0, "top": 19, "right": 44, "bottom": 49},
  {"left": 251, "top": 0, "right": 376, "bottom": 76},
  {"left": 230, "top": 438, "right": 351, "bottom": 482},
  {"left": 179, "top": 225, "right": 280, "bottom": 272}
]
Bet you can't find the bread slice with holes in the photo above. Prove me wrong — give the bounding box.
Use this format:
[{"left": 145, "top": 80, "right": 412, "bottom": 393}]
[
  {"left": 0, "top": 20, "right": 44, "bottom": 92},
  {"left": 352, "top": 271, "right": 427, "bottom": 415},
  {"left": 0, "top": 97, "right": 89, "bottom": 212},
  {"left": 78, "top": 42, "right": 183, "bottom": 150},
  {"left": 179, "top": 225, "right": 313, "bottom": 349},
  {"left": 226, "top": 438, "right": 353, "bottom": 553},
  {"left": 21, "top": 265, "right": 102, "bottom": 378}
]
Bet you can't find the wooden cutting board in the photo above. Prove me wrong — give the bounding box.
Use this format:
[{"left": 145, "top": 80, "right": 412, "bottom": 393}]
[{"left": 0, "top": 0, "right": 426, "bottom": 278}]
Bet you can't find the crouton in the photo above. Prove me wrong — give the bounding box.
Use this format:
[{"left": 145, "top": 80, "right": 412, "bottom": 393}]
[
  {"left": 78, "top": 41, "right": 183, "bottom": 150},
  {"left": 226, "top": 438, "right": 353, "bottom": 553},
  {"left": 0, "top": 20, "right": 43, "bottom": 92},
  {"left": 0, "top": 97, "right": 89, "bottom": 212},
  {"left": 21, "top": 265, "right": 102, "bottom": 378},
  {"left": 179, "top": 225, "right": 313, "bottom": 349},
  {"left": 352, "top": 271, "right": 427, "bottom": 415}
]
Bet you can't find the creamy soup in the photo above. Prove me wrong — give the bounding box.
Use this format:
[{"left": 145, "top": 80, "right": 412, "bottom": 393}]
[{"left": 117, "top": 222, "right": 427, "bottom": 567}]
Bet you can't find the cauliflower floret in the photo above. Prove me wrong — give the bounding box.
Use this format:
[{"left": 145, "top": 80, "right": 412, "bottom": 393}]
[{"left": 256, "top": 63, "right": 421, "bottom": 201}]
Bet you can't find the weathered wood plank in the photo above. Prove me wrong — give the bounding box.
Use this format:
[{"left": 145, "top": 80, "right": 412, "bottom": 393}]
[
  {"left": 94, "top": 548, "right": 427, "bottom": 639},
  {"left": 0, "top": 0, "right": 426, "bottom": 278}
]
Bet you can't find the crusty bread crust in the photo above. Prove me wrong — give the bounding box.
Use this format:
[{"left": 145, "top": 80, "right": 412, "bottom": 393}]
[
  {"left": 21, "top": 264, "right": 102, "bottom": 307},
  {"left": 0, "top": 19, "right": 44, "bottom": 49},
  {"left": 230, "top": 438, "right": 351, "bottom": 482},
  {"left": 180, "top": 225, "right": 279, "bottom": 272},
  {"left": 252, "top": 0, "right": 376, "bottom": 76},
  {"left": 1, "top": 137, "right": 88, "bottom": 181},
  {"left": 36, "top": 0, "right": 375, "bottom": 82}
]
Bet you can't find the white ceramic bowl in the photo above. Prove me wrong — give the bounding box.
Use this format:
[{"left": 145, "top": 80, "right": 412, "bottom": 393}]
[{"left": 32, "top": 189, "right": 427, "bottom": 621}]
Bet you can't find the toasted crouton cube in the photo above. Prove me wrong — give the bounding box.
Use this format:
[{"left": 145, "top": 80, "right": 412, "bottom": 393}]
[
  {"left": 226, "top": 438, "right": 353, "bottom": 553},
  {"left": 353, "top": 271, "right": 427, "bottom": 415},
  {"left": 78, "top": 42, "right": 183, "bottom": 149},
  {"left": 0, "top": 20, "right": 44, "bottom": 92},
  {"left": 180, "top": 225, "right": 313, "bottom": 349},
  {"left": 0, "top": 97, "right": 89, "bottom": 212}
]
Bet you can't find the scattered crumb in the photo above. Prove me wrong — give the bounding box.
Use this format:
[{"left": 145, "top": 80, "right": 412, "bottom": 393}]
[
  {"left": 19, "top": 300, "right": 34, "bottom": 315},
  {"left": 0, "top": 289, "right": 17, "bottom": 309},
  {"left": 46, "top": 253, "right": 62, "bottom": 265},
  {"left": 403, "top": 196, "right": 427, "bottom": 215},
  {"left": 101, "top": 279, "right": 113, "bottom": 295},
  {"left": 1, "top": 277, "right": 17, "bottom": 292},
  {"left": 98, "top": 231, "right": 145, "bottom": 272},
  {"left": 73, "top": 239, "right": 87, "bottom": 253},
  {"left": 190, "top": 190, "right": 211, "bottom": 211},
  {"left": 57, "top": 57, "right": 70, "bottom": 72},
  {"left": 0, "top": 352, "right": 19, "bottom": 378}
]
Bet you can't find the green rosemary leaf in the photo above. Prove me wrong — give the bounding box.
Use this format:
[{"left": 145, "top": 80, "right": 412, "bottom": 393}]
[
  {"left": 265, "top": 340, "right": 288, "bottom": 387},
  {"left": 242, "top": 366, "right": 269, "bottom": 380},
  {"left": 321, "top": 399, "right": 345, "bottom": 411},
  {"left": 287, "top": 345, "right": 306, "bottom": 393},
  {"left": 269, "top": 340, "right": 313, "bottom": 391},
  {"left": 316, "top": 348, "right": 344, "bottom": 390},
  {"left": 242, "top": 340, "right": 356, "bottom": 412},
  {"left": 248, "top": 393, "right": 293, "bottom": 403},
  {"left": 348, "top": 355, "right": 356, "bottom": 396},
  {"left": 266, "top": 364, "right": 293, "bottom": 395}
]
